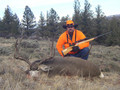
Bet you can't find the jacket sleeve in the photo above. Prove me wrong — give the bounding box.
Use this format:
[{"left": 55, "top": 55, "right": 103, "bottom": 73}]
[
  {"left": 77, "top": 31, "right": 89, "bottom": 49},
  {"left": 56, "top": 34, "right": 65, "bottom": 56}
]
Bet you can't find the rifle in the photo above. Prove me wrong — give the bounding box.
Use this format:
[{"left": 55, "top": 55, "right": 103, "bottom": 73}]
[{"left": 62, "top": 31, "right": 112, "bottom": 56}]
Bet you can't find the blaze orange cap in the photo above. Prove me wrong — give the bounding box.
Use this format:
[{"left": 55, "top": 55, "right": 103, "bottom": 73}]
[{"left": 66, "top": 20, "right": 74, "bottom": 25}]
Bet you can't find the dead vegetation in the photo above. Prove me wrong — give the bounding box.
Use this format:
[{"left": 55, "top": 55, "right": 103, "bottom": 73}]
[{"left": 0, "top": 37, "right": 120, "bottom": 90}]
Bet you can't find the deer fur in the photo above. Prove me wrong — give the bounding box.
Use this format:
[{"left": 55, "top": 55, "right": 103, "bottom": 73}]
[{"left": 29, "top": 56, "right": 103, "bottom": 78}]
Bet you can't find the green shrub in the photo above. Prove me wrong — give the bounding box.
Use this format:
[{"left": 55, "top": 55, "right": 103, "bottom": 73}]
[
  {"left": 0, "top": 46, "right": 12, "bottom": 56},
  {"left": 20, "top": 40, "right": 39, "bottom": 48}
]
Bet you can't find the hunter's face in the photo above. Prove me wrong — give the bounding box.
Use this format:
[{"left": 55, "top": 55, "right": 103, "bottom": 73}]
[{"left": 67, "top": 24, "right": 74, "bottom": 33}]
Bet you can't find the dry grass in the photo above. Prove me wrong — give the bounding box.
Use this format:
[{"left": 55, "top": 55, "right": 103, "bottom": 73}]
[{"left": 0, "top": 37, "right": 120, "bottom": 90}]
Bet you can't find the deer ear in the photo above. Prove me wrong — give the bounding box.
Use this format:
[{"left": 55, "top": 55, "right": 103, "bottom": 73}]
[{"left": 63, "top": 25, "right": 67, "bottom": 29}]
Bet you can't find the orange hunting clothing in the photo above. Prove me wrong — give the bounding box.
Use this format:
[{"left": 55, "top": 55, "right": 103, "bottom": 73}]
[{"left": 56, "top": 29, "right": 89, "bottom": 56}]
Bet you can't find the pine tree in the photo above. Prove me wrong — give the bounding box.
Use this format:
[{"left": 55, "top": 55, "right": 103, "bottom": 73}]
[
  {"left": 95, "top": 5, "right": 105, "bottom": 34},
  {"left": 11, "top": 14, "right": 20, "bottom": 35},
  {"left": 80, "top": 0, "right": 93, "bottom": 37},
  {"left": 37, "top": 12, "right": 46, "bottom": 37},
  {"left": 2, "top": 6, "right": 13, "bottom": 35},
  {"left": 0, "top": 18, "right": 2, "bottom": 30},
  {"left": 38, "top": 12, "right": 46, "bottom": 30},
  {"left": 94, "top": 5, "right": 106, "bottom": 44},
  {"left": 2, "top": 6, "right": 20, "bottom": 37},
  {"left": 106, "top": 17, "right": 120, "bottom": 46},
  {"left": 0, "top": 18, "right": 3, "bottom": 36},
  {"left": 73, "top": 0, "right": 81, "bottom": 27},
  {"left": 46, "top": 8, "right": 59, "bottom": 38},
  {"left": 22, "top": 5, "right": 36, "bottom": 36}
]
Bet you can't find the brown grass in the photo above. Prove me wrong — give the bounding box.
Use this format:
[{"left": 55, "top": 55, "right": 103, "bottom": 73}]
[{"left": 0, "top": 37, "right": 120, "bottom": 90}]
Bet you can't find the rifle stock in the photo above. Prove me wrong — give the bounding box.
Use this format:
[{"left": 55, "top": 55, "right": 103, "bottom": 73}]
[{"left": 62, "top": 46, "right": 73, "bottom": 56}]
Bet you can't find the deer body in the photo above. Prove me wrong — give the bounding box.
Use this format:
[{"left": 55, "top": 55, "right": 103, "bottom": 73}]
[{"left": 31, "top": 56, "right": 101, "bottom": 77}]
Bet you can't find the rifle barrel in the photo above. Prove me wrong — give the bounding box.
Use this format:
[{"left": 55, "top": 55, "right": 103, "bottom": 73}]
[
  {"left": 62, "top": 31, "right": 112, "bottom": 55},
  {"left": 94, "top": 31, "right": 112, "bottom": 39}
]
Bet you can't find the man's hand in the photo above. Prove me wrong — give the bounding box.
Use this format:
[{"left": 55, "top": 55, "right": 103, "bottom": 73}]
[
  {"left": 72, "top": 46, "right": 79, "bottom": 52},
  {"left": 63, "top": 54, "right": 70, "bottom": 57},
  {"left": 62, "top": 51, "right": 69, "bottom": 57}
]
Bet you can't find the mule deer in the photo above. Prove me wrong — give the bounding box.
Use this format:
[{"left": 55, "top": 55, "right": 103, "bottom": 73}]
[{"left": 14, "top": 38, "right": 104, "bottom": 78}]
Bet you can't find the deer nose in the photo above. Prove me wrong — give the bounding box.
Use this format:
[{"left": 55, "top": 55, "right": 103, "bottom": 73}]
[{"left": 29, "top": 70, "right": 39, "bottom": 77}]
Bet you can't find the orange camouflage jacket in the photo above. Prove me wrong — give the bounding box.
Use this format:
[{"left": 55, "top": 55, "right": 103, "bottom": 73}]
[{"left": 56, "top": 29, "right": 89, "bottom": 56}]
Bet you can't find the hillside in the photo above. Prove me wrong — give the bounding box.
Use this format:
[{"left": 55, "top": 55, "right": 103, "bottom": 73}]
[
  {"left": 106, "top": 14, "right": 120, "bottom": 20},
  {"left": 0, "top": 38, "right": 120, "bottom": 90}
]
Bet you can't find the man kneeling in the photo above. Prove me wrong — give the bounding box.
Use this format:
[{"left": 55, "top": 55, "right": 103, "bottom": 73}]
[{"left": 56, "top": 20, "right": 89, "bottom": 60}]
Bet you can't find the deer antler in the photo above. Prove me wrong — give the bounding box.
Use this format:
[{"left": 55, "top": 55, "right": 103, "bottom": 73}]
[
  {"left": 14, "top": 37, "right": 31, "bottom": 65},
  {"left": 14, "top": 35, "right": 55, "bottom": 71},
  {"left": 39, "top": 37, "right": 55, "bottom": 63},
  {"left": 30, "top": 37, "right": 55, "bottom": 70}
]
